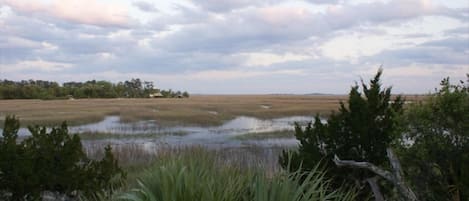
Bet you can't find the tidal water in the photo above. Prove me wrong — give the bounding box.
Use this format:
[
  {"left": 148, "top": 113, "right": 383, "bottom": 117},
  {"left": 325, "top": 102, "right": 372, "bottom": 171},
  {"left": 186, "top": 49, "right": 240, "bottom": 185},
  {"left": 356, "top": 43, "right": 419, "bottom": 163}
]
[{"left": 8, "top": 115, "right": 320, "bottom": 148}]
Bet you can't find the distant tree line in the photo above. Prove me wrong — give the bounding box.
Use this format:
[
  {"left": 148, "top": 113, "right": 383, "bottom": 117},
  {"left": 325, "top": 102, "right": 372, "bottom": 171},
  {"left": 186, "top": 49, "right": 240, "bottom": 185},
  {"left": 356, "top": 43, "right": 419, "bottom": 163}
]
[{"left": 0, "top": 78, "right": 189, "bottom": 99}]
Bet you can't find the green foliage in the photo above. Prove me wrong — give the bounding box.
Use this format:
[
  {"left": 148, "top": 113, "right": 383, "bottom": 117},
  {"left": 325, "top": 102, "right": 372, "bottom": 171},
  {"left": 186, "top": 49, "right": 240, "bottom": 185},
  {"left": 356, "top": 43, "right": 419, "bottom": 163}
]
[
  {"left": 159, "top": 89, "right": 189, "bottom": 98},
  {"left": 279, "top": 69, "right": 404, "bottom": 194},
  {"left": 118, "top": 150, "right": 357, "bottom": 201},
  {"left": 399, "top": 75, "right": 469, "bottom": 201},
  {"left": 0, "top": 79, "right": 189, "bottom": 99},
  {"left": 0, "top": 116, "right": 125, "bottom": 200}
]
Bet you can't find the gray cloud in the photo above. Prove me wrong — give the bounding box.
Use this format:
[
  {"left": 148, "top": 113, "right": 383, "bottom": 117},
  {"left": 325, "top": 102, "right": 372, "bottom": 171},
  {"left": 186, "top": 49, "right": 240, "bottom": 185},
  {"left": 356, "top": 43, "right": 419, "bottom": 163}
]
[
  {"left": 444, "top": 26, "right": 469, "bottom": 36},
  {"left": 151, "top": 0, "right": 462, "bottom": 54},
  {"left": 1, "top": 0, "right": 468, "bottom": 94},
  {"left": 304, "top": 0, "right": 340, "bottom": 4},
  {"left": 132, "top": 1, "right": 159, "bottom": 13},
  {"left": 422, "top": 37, "right": 469, "bottom": 52},
  {"left": 188, "top": 0, "right": 275, "bottom": 13},
  {"left": 0, "top": 11, "right": 129, "bottom": 64},
  {"left": 188, "top": 0, "right": 341, "bottom": 13},
  {"left": 366, "top": 36, "right": 469, "bottom": 65}
]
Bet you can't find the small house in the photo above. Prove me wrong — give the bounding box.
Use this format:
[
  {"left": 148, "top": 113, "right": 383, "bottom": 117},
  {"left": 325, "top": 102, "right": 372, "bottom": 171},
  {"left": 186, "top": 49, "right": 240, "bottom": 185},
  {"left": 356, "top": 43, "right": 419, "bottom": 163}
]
[{"left": 149, "top": 92, "right": 164, "bottom": 98}]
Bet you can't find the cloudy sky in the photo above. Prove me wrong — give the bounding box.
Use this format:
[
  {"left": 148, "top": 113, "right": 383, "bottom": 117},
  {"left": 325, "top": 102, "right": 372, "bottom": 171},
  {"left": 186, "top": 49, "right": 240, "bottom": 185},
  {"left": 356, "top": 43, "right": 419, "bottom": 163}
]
[{"left": 0, "top": 0, "right": 468, "bottom": 94}]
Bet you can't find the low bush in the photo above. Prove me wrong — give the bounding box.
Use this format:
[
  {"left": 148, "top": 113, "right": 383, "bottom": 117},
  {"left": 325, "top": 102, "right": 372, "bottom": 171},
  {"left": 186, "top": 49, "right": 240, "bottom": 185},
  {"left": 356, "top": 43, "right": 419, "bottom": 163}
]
[{"left": 0, "top": 116, "right": 125, "bottom": 200}]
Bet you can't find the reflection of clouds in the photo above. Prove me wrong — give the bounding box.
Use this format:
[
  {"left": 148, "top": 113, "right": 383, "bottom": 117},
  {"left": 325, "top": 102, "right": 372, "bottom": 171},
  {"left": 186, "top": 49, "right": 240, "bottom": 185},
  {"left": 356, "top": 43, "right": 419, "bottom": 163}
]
[{"left": 2, "top": 115, "right": 313, "bottom": 147}]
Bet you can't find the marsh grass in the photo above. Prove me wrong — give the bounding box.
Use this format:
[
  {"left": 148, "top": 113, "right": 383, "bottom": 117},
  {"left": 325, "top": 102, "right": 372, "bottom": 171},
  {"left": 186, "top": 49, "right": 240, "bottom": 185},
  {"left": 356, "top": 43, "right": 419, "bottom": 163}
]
[
  {"left": 85, "top": 144, "right": 294, "bottom": 191},
  {"left": 80, "top": 145, "right": 357, "bottom": 201},
  {"left": 234, "top": 129, "right": 295, "bottom": 140},
  {"left": 0, "top": 95, "right": 350, "bottom": 127},
  {"left": 84, "top": 144, "right": 286, "bottom": 174}
]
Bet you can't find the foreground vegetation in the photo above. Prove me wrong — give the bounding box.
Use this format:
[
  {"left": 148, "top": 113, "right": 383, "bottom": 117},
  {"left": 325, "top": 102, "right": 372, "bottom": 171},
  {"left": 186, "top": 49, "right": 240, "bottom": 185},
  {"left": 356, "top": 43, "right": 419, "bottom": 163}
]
[
  {"left": 1, "top": 70, "right": 466, "bottom": 201},
  {"left": 0, "top": 78, "right": 189, "bottom": 100},
  {"left": 281, "top": 69, "right": 405, "bottom": 199},
  {"left": 0, "top": 117, "right": 125, "bottom": 200},
  {"left": 281, "top": 70, "right": 468, "bottom": 200},
  {"left": 117, "top": 149, "right": 357, "bottom": 201}
]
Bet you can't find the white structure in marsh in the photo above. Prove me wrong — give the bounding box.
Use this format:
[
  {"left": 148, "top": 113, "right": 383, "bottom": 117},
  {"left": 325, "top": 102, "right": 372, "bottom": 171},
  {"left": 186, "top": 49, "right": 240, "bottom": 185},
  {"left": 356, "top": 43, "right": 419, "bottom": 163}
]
[{"left": 149, "top": 92, "right": 164, "bottom": 98}]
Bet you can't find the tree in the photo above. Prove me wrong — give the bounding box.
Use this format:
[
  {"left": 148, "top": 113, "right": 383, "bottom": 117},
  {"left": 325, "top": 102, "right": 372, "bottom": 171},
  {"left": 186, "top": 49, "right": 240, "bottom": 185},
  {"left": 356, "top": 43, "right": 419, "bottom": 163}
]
[
  {"left": 280, "top": 69, "right": 404, "bottom": 198},
  {"left": 0, "top": 116, "right": 125, "bottom": 200},
  {"left": 0, "top": 116, "right": 38, "bottom": 200},
  {"left": 0, "top": 78, "right": 187, "bottom": 99},
  {"left": 398, "top": 75, "right": 469, "bottom": 201},
  {"left": 182, "top": 91, "right": 190, "bottom": 98}
]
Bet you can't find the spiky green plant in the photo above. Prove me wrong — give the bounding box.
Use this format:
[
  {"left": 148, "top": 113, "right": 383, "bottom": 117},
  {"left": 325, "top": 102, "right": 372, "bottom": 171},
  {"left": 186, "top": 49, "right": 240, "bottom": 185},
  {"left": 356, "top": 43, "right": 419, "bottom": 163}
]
[{"left": 118, "top": 149, "right": 356, "bottom": 201}]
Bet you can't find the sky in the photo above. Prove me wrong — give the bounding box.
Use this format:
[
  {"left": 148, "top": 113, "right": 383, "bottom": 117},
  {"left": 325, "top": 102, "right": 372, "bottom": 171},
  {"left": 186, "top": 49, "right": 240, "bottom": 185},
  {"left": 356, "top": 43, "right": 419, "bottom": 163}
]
[{"left": 0, "top": 0, "right": 468, "bottom": 94}]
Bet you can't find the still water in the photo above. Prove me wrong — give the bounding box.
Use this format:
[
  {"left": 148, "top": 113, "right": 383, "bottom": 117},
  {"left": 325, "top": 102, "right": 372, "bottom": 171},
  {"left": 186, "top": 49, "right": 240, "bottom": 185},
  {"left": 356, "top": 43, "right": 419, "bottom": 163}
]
[{"left": 11, "top": 115, "right": 319, "bottom": 148}]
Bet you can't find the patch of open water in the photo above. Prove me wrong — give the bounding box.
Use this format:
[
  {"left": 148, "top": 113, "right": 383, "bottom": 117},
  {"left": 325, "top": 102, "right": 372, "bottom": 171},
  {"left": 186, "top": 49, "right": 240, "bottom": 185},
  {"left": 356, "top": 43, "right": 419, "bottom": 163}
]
[{"left": 7, "top": 115, "right": 321, "bottom": 148}]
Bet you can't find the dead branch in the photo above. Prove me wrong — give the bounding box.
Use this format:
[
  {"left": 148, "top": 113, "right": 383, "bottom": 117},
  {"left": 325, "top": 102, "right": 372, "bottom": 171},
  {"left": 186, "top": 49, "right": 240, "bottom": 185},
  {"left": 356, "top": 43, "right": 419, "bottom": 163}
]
[{"left": 333, "top": 148, "right": 418, "bottom": 201}]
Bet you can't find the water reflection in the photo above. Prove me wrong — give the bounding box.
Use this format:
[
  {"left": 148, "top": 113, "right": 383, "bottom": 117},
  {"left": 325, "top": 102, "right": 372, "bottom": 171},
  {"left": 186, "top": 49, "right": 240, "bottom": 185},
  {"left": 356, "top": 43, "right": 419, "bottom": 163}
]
[{"left": 10, "top": 115, "right": 319, "bottom": 148}]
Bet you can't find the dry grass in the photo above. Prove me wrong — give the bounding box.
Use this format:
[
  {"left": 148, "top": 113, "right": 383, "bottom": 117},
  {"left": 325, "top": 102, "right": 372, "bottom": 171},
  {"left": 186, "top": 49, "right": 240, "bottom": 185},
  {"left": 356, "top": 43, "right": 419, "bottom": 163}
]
[
  {"left": 0, "top": 95, "right": 346, "bottom": 127},
  {"left": 0, "top": 94, "right": 426, "bottom": 127},
  {"left": 234, "top": 130, "right": 295, "bottom": 140},
  {"left": 84, "top": 143, "right": 286, "bottom": 175}
]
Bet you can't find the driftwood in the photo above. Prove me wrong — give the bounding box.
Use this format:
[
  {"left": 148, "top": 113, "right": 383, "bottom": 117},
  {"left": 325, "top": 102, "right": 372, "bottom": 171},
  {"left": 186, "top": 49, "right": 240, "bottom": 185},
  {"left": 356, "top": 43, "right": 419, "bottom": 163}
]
[{"left": 333, "top": 148, "right": 418, "bottom": 201}]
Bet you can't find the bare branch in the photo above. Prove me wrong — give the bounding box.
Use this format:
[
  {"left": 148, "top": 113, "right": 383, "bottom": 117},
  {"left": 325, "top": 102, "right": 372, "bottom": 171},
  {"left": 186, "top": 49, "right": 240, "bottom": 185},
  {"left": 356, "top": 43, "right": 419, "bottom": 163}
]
[
  {"left": 333, "top": 155, "right": 393, "bottom": 181},
  {"left": 333, "top": 149, "right": 418, "bottom": 201},
  {"left": 366, "top": 176, "right": 384, "bottom": 201},
  {"left": 387, "top": 148, "right": 403, "bottom": 182}
]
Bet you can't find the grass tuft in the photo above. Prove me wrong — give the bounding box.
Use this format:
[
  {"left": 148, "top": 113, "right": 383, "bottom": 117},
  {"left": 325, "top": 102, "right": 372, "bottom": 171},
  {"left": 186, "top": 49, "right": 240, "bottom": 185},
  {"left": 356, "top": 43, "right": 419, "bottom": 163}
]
[{"left": 116, "top": 148, "right": 357, "bottom": 201}]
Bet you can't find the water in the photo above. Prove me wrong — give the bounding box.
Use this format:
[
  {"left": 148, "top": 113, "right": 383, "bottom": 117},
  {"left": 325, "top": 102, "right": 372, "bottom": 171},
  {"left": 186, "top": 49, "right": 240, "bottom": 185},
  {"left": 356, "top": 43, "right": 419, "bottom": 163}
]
[{"left": 7, "top": 115, "right": 318, "bottom": 148}]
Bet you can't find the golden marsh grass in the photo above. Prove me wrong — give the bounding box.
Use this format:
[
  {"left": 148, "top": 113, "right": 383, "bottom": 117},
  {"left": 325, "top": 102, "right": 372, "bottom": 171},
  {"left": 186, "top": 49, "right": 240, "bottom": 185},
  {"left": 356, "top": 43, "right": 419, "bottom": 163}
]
[
  {"left": 0, "top": 95, "right": 346, "bottom": 127},
  {"left": 0, "top": 94, "right": 426, "bottom": 127}
]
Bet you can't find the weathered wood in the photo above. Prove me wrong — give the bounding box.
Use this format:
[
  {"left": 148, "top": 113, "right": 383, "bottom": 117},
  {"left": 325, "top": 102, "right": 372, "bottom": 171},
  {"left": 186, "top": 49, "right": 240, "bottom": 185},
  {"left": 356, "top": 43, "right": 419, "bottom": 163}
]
[
  {"left": 386, "top": 148, "right": 418, "bottom": 201},
  {"left": 366, "top": 176, "right": 384, "bottom": 201},
  {"left": 333, "top": 148, "right": 418, "bottom": 201},
  {"left": 332, "top": 155, "right": 393, "bottom": 181}
]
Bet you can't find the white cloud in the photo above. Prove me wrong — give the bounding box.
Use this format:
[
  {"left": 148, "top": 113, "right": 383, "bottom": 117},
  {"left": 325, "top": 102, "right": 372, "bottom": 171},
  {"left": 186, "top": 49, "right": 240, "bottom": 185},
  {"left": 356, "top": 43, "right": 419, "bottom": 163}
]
[
  {"left": 188, "top": 69, "right": 304, "bottom": 80},
  {"left": 241, "top": 52, "right": 311, "bottom": 67},
  {"left": 40, "top": 42, "right": 58, "bottom": 51},
  {"left": 3, "top": 0, "right": 131, "bottom": 27},
  {"left": 1, "top": 59, "right": 73, "bottom": 72}
]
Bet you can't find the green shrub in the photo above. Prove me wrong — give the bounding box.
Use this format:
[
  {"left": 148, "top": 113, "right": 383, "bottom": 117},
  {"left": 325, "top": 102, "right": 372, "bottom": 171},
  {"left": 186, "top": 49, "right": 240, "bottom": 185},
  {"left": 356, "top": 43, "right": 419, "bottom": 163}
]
[
  {"left": 0, "top": 116, "right": 125, "bottom": 200},
  {"left": 279, "top": 69, "right": 404, "bottom": 197},
  {"left": 399, "top": 75, "right": 469, "bottom": 201}
]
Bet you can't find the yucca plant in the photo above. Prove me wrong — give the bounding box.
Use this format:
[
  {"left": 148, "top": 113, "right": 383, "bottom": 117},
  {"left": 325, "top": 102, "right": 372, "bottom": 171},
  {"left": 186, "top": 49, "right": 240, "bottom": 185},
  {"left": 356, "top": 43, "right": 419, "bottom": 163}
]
[
  {"left": 248, "top": 169, "right": 356, "bottom": 201},
  {"left": 119, "top": 149, "right": 251, "bottom": 201},
  {"left": 118, "top": 149, "right": 356, "bottom": 201}
]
